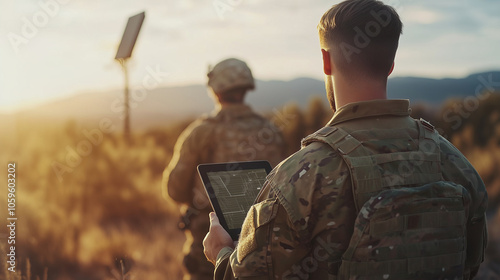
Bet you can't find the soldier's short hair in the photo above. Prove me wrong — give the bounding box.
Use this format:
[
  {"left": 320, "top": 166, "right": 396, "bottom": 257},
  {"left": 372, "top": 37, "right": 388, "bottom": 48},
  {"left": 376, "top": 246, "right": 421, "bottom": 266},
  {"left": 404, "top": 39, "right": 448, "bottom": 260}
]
[{"left": 318, "top": 0, "right": 403, "bottom": 79}]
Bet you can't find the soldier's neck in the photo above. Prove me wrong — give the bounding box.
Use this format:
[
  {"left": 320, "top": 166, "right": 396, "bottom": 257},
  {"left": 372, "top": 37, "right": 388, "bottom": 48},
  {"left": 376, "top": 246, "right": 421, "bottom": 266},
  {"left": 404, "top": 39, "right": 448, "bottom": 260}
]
[
  {"left": 333, "top": 74, "right": 388, "bottom": 110},
  {"left": 216, "top": 102, "right": 246, "bottom": 110}
]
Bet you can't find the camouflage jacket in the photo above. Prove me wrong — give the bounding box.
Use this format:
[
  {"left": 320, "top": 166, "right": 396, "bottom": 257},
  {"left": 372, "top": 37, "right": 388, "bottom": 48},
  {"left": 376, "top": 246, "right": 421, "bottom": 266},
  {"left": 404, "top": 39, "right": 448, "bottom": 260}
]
[
  {"left": 162, "top": 103, "right": 285, "bottom": 218},
  {"left": 214, "top": 99, "right": 488, "bottom": 279}
]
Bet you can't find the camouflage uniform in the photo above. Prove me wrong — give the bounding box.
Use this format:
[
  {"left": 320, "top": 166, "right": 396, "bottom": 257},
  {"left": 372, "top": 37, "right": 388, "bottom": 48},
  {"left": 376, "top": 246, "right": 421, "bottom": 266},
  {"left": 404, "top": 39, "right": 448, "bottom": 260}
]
[
  {"left": 214, "top": 99, "right": 488, "bottom": 279},
  {"left": 163, "top": 60, "right": 285, "bottom": 280}
]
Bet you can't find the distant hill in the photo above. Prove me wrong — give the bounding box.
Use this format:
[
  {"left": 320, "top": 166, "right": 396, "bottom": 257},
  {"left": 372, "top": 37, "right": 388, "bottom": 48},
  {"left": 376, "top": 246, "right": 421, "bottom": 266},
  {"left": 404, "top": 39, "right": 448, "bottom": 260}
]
[
  {"left": 387, "top": 71, "right": 500, "bottom": 104},
  {"left": 5, "top": 71, "right": 500, "bottom": 131}
]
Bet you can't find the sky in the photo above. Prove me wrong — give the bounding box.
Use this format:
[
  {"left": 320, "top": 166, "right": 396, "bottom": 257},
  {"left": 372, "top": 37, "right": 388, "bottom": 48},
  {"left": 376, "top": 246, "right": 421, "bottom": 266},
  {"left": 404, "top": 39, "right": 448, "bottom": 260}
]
[{"left": 0, "top": 0, "right": 499, "bottom": 113}]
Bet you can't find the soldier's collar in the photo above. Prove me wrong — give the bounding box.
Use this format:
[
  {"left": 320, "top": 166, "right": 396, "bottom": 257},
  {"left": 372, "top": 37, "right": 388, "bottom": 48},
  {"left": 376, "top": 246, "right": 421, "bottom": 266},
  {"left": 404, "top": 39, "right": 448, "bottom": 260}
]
[
  {"left": 212, "top": 103, "right": 253, "bottom": 117},
  {"left": 327, "top": 99, "right": 411, "bottom": 126}
]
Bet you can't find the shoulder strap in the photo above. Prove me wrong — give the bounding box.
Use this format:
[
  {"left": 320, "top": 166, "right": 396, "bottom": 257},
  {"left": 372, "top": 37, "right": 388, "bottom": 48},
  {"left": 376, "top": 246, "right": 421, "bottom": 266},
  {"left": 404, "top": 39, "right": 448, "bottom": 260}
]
[
  {"left": 302, "top": 126, "right": 373, "bottom": 211},
  {"left": 301, "top": 126, "right": 370, "bottom": 157}
]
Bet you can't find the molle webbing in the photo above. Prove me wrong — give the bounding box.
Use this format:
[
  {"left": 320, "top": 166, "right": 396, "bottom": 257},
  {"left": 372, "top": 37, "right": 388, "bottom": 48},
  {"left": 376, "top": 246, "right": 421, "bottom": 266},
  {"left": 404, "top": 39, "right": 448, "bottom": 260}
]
[
  {"left": 301, "top": 119, "right": 443, "bottom": 211},
  {"left": 351, "top": 238, "right": 465, "bottom": 260},
  {"left": 340, "top": 251, "right": 466, "bottom": 276},
  {"left": 370, "top": 210, "right": 466, "bottom": 236}
]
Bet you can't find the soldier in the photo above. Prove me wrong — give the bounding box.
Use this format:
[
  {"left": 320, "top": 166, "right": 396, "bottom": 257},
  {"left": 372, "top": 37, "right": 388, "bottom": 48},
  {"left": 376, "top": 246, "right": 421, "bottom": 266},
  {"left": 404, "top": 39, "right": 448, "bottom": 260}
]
[
  {"left": 163, "top": 58, "right": 285, "bottom": 280},
  {"left": 203, "top": 1, "right": 488, "bottom": 279}
]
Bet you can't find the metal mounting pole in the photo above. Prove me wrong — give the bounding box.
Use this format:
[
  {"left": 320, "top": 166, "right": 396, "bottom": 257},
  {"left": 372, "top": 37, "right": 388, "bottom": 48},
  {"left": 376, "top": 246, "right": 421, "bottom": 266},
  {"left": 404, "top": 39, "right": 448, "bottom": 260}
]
[{"left": 119, "top": 58, "right": 131, "bottom": 141}]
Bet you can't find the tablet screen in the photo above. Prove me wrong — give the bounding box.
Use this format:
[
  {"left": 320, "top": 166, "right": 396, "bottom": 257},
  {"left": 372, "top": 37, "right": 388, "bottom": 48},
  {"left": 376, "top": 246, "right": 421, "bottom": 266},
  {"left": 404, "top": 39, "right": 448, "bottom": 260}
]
[
  {"left": 198, "top": 161, "right": 272, "bottom": 240},
  {"left": 206, "top": 168, "right": 268, "bottom": 230}
]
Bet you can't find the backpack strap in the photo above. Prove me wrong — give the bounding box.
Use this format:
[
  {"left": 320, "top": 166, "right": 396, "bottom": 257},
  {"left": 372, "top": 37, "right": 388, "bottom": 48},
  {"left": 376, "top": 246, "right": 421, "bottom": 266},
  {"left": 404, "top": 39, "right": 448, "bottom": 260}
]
[
  {"left": 301, "top": 118, "right": 443, "bottom": 212},
  {"left": 302, "top": 126, "right": 374, "bottom": 212},
  {"left": 301, "top": 126, "right": 366, "bottom": 156}
]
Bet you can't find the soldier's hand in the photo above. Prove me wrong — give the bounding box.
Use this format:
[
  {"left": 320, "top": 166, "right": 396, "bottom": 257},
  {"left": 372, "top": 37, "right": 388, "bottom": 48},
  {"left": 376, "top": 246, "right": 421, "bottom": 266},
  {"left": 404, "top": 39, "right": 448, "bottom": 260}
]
[{"left": 203, "top": 212, "right": 234, "bottom": 265}]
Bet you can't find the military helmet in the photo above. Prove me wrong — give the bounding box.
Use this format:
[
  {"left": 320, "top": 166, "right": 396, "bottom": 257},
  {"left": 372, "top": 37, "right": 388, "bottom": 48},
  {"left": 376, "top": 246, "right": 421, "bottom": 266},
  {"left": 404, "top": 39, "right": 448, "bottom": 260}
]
[{"left": 207, "top": 58, "right": 255, "bottom": 94}]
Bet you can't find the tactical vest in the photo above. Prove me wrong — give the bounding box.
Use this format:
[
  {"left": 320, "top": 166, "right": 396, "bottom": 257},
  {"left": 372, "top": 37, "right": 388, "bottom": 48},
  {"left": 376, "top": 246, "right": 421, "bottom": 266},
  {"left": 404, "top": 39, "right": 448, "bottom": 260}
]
[{"left": 301, "top": 119, "right": 471, "bottom": 279}]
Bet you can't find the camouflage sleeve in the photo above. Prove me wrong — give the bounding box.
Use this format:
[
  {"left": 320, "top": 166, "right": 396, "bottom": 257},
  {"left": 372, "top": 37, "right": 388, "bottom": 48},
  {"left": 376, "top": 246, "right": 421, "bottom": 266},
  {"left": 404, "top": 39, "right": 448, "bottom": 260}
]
[
  {"left": 214, "top": 247, "right": 235, "bottom": 280},
  {"left": 213, "top": 177, "right": 279, "bottom": 280},
  {"left": 439, "top": 136, "right": 488, "bottom": 277},
  {"left": 228, "top": 197, "right": 283, "bottom": 279},
  {"left": 162, "top": 119, "right": 211, "bottom": 205}
]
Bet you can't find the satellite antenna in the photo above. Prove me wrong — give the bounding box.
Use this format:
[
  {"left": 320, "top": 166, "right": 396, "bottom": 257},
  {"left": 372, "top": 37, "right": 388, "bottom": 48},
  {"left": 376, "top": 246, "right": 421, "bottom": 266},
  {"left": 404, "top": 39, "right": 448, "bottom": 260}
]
[{"left": 115, "top": 11, "right": 145, "bottom": 141}]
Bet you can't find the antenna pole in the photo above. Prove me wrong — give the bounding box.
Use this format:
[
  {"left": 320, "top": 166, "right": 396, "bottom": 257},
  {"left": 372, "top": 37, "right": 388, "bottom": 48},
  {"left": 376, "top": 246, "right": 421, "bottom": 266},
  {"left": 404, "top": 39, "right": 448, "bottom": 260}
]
[{"left": 119, "top": 59, "right": 131, "bottom": 141}]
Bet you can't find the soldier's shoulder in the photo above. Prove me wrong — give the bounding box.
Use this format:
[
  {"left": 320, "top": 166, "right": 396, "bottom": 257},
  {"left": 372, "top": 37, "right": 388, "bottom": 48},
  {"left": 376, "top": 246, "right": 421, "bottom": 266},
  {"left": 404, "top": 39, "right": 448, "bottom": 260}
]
[
  {"left": 437, "top": 134, "right": 478, "bottom": 171},
  {"left": 267, "top": 141, "right": 349, "bottom": 232},
  {"left": 271, "top": 141, "right": 340, "bottom": 180},
  {"left": 190, "top": 115, "right": 219, "bottom": 130},
  {"left": 177, "top": 117, "right": 217, "bottom": 143},
  {"left": 437, "top": 134, "right": 488, "bottom": 218},
  {"left": 438, "top": 134, "right": 463, "bottom": 155}
]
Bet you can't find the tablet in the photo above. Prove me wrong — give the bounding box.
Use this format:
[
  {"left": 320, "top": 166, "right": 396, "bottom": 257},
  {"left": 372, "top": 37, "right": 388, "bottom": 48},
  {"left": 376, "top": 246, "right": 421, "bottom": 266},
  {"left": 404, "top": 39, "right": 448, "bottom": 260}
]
[{"left": 197, "top": 161, "right": 272, "bottom": 240}]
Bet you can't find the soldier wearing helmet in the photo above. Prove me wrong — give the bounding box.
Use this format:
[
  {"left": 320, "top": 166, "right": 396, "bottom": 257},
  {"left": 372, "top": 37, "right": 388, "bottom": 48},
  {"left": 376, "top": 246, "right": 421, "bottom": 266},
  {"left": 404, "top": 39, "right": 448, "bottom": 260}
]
[{"left": 162, "top": 58, "right": 285, "bottom": 280}]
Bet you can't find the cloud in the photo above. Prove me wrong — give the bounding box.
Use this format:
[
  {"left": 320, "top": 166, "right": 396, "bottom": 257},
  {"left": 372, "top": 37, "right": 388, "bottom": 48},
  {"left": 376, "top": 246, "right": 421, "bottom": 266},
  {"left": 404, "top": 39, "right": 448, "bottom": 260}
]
[{"left": 401, "top": 7, "right": 442, "bottom": 25}]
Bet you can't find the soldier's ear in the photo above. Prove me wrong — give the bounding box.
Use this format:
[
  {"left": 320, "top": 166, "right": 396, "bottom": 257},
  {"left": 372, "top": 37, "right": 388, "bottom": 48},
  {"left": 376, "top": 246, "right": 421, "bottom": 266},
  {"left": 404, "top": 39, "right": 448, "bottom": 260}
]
[
  {"left": 321, "top": 49, "right": 332, "bottom": 75},
  {"left": 388, "top": 62, "right": 395, "bottom": 76}
]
